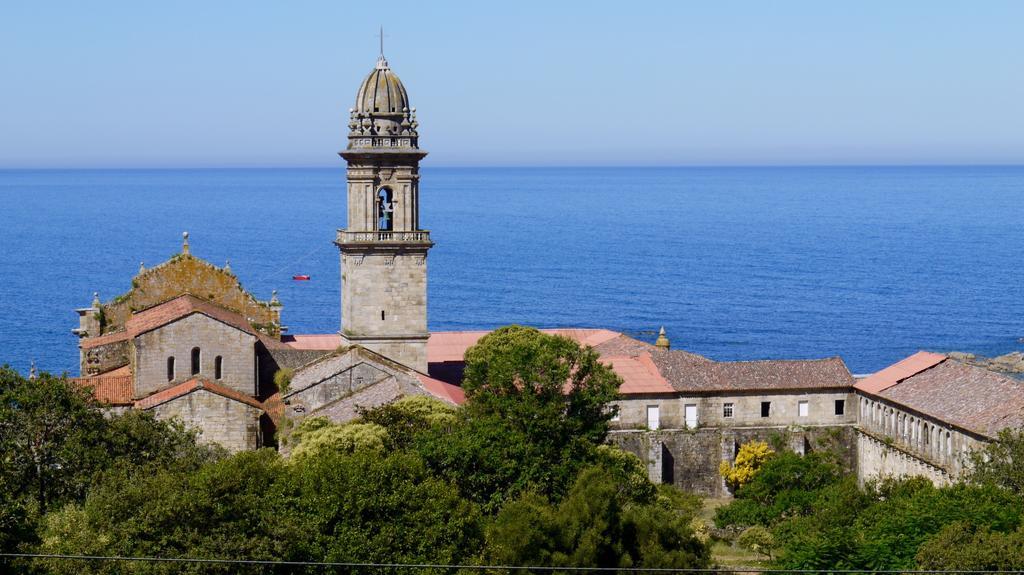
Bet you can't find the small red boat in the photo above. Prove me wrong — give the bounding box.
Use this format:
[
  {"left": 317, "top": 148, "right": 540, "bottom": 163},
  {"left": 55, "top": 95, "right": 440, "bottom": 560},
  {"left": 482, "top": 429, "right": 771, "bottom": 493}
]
[{"left": 292, "top": 275, "right": 311, "bottom": 281}]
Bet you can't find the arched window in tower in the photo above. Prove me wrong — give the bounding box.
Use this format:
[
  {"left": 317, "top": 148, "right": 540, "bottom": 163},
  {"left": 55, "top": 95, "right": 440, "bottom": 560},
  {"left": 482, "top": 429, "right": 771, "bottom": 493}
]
[
  {"left": 377, "top": 187, "right": 394, "bottom": 231},
  {"left": 167, "top": 356, "right": 175, "bottom": 382},
  {"left": 191, "top": 347, "right": 201, "bottom": 376}
]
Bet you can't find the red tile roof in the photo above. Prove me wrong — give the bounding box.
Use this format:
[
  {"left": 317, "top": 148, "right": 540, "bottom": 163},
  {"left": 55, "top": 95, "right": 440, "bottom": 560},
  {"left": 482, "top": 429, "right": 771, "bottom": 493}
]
[
  {"left": 424, "top": 329, "right": 621, "bottom": 363},
  {"left": 71, "top": 365, "right": 133, "bottom": 405},
  {"left": 278, "top": 334, "right": 343, "bottom": 350},
  {"left": 80, "top": 295, "right": 257, "bottom": 350},
  {"left": 707, "top": 357, "right": 854, "bottom": 393},
  {"left": 134, "top": 378, "right": 264, "bottom": 411},
  {"left": 604, "top": 353, "right": 675, "bottom": 394},
  {"left": 126, "top": 295, "right": 256, "bottom": 337},
  {"left": 80, "top": 330, "right": 132, "bottom": 349},
  {"left": 876, "top": 359, "right": 1024, "bottom": 438},
  {"left": 855, "top": 351, "right": 948, "bottom": 395},
  {"left": 280, "top": 329, "right": 853, "bottom": 396},
  {"left": 417, "top": 373, "right": 467, "bottom": 405}
]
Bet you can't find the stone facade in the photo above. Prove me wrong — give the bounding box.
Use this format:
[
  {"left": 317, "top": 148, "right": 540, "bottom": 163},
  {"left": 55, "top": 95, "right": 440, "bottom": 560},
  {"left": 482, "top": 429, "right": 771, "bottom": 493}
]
[
  {"left": 80, "top": 339, "right": 130, "bottom": 376},
  {"left": 149, "top": 388, "right": 262, "bottom": 452},
  {"left": 854, "top": 393, "right": 982, "bottom": 483},
  {"left": 338, "top": 250, "right": 429, "bottom": 371},
  {"left": 856, "top": 430, "right": 953, "bottom": 486},
  {"left": 611, "top": 425, "right": 857, "bottom": 497},
  {"left": 134, "top": 313, "right": 256, "bottom": 398},
  {"left": 611, "top": 390, "right": 855, "bottom": 431},
  {"left": 283, "top": 346, "right": 432, "bottom": 422}
]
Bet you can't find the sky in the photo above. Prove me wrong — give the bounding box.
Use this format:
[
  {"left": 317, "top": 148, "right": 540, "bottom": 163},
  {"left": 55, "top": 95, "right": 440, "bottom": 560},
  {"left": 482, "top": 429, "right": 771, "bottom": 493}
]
[{"left": 1, "top": 1, "right": 1023, "bottom": 168}]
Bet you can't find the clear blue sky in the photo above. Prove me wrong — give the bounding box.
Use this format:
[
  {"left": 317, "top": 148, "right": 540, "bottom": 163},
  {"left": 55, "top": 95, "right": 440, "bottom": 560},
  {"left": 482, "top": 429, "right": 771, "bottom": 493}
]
[{"left": 1, "top": 1, "right": 1022, "bottom": 168}]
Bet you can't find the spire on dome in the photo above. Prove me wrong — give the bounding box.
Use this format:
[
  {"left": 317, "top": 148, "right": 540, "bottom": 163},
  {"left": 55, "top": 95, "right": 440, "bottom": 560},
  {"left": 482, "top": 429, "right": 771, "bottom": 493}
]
[{"left": 376, "top": 26, "right": 389, "bottom": 69}]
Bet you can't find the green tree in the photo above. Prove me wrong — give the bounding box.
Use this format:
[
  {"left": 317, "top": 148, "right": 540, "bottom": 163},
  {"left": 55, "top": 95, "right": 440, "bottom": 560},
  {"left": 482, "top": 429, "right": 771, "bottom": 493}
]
[
  {"left": 0, "top": 366, "right": 108, "bottom": 512},
  {"left": 39, "top": 449, "right": 304, "bottom": 575},
  {"left": 737, "top": 525, "right": 777, "bottom": 560},
  {"left": 968, "top": 427, "right": 1024, "bottom": 494},
  {"left": 715, "top": 451, "right": 844, "bottom": 528},
  {"left": 283, "top": 450, "right": 484, "bottom": 567},
  {"left": 915, "top": 522, "right": 1024, "bottom": 570},
  {"left": 484, "top": 466, "right": 709, "bottom": 570},
  {"left": 418, "top": 326, "right": 621, "bottom": 509},
  {"left": 289, "top": 421, "right": 389, "bottom": 460},
  {"left": 461, "top": 326, "right": 621, "bottom": 446},
  {"left": 358, "top": 395, "right": 457, "bottom": 450}
]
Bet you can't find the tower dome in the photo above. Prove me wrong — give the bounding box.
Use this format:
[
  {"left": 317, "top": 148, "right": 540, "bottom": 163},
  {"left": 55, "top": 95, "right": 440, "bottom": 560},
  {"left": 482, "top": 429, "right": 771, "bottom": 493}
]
[
  {"left": 347, "top": 55, "right": 419, "bottom": 149},
  {"left": 355, "top": 55, "right": 409, "bottom": 114}
]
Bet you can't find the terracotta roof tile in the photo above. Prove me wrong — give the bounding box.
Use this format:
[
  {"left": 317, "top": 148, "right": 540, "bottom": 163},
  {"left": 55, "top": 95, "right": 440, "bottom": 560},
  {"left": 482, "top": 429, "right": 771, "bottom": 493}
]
[
  {"left": 134, "top": 378, "right": 264, "bottom": 411},
  {"left": 706, "top": 357, "right": 855, "bottom": 393},
  {"left": 72, "top": 365, "right": 133, "bottom": 405},
  {"left": 126, "top": 295, "right": 256, "bottom": 337},
  {"left": 604, "top": 354, "right": 675, "bottom": 394},
  {"left": 80, "top": 330, "right": 131, "bottom": 349},
  {"left": 854, "top": 351, "right": 947, "bottom": 395},
  {"left": 417, "top": 373, "right": 467, "bottom": 405},
  {"left": 278, "top": 334, "right": 344, "bottom": 350},
  {"left": 79, "top": 295, "right": 258, "bottom": 350},
  {"left": 878, "top": 359, "right": 1024, "bottom": 438}
]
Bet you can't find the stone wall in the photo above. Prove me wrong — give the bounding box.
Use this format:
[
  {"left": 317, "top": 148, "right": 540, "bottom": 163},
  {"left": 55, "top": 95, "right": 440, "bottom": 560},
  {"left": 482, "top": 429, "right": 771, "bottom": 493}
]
[
  {"left": 610, "top": 424, "right": 857, "bottom": 497},
  {"left": 149, "top": 389, "right": 261, "bottom": 452},
  {"left": 611, "top": 390, "right": 856, "bottom": 431},
  {"left": 856, "top": 430, "right": 953, "bottom": 486},
  {"left": 283, "top": 347, "right": 427, "bottom": 423},
  {"left": 134, "top": 314, "right": 256, "bottom": 398},
  {"left": 340, "top": 250, "right": 429, "bottom": 371},
  {"left": 81, "top": 339, "right": 130, "bottom": 375}
]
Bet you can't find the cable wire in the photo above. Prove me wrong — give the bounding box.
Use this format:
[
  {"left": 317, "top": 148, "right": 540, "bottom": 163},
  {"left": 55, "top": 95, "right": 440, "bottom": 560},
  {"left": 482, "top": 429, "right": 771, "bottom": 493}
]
[{"left": 3, "top": 553, "right": 1024, "bottom": 574}]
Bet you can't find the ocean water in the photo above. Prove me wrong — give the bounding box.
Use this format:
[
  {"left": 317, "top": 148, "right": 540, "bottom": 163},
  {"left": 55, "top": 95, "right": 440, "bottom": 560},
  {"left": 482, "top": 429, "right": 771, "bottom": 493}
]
[{"left": 1, "top": 166, "right": 1022, "bottom": 376}]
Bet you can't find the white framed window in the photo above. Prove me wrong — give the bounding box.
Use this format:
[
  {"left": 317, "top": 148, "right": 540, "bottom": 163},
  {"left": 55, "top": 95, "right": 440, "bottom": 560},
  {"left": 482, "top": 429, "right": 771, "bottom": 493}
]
[
  {"left": 798, "top": 400, "right": 809, "bottom": 417},
  {"left": 723, "top": 402, "right": 734, "bottom": 418},
  {"left": 646, "top": 405, "right": 660, "bottom": 430}
]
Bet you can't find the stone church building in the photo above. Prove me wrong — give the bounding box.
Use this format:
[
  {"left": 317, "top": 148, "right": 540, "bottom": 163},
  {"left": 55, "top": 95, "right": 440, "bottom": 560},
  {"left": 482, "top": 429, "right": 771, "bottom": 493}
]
[{"left": 71, "top": 51, "right": 1024, "bottom": 495}]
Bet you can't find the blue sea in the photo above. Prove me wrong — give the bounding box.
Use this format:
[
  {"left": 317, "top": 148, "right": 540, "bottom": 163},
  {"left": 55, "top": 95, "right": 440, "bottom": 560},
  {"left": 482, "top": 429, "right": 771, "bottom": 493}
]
[{"left": 1, "top": 166, "right": 1022, "bottom": 376}]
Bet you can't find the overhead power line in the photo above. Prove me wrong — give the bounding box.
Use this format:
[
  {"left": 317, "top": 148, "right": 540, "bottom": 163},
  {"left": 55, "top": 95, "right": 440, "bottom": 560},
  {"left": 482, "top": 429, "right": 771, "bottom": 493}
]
[{"left": 1, "top": 553, "right": 1022, "bottom": 574}]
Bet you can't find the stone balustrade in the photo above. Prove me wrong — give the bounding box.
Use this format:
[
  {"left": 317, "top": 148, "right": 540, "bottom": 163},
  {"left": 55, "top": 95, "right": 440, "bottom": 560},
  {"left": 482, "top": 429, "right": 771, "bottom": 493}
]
[{"left": 336, "top": 230, "right": 432, "bottom": 244}]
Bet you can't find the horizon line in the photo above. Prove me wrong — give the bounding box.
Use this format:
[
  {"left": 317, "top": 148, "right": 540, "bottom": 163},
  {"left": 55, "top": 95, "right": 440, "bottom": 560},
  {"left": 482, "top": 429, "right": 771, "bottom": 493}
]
[{"left": 2, "top": 162, "right": 1024, "bottom": 171}]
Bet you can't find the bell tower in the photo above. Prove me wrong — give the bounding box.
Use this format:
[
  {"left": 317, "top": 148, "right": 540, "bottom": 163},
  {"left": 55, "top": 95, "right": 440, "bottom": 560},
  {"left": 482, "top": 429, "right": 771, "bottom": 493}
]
[{"left": 336, "top": 51, "right": 432, "bottom": 372}]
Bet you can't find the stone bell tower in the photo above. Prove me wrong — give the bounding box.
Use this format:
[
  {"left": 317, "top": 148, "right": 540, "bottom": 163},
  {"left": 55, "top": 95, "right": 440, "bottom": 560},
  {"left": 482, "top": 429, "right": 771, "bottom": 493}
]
[{"left": 335, "top": 51, "right": 432, "bottom": 372}]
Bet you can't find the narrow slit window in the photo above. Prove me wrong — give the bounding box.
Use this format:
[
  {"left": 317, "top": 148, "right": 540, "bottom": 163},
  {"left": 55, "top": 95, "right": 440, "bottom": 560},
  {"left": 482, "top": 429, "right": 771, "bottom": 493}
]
[
  {"left": 215, "top": 356, "right": 223, "bottom": 380},
  {"left": 381, "top": 310, "right": 386, "bottom": 321},
  {"left": 191, "top": 347, "right": 201, "bottom": 376},
  {"left": 167, "top": 356, "right": 175, "bottom": 381}
]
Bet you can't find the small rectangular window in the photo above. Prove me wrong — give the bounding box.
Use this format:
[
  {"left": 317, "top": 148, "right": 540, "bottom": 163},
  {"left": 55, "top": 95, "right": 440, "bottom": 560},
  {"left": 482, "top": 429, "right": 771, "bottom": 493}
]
[
  {"left": 647, "top": 405, "right": 660, "bottom": 430},
  {"left": 835, "top": 399, "right": 845, "bottom": 416},
  {"left": 798, "top": 400, "right": 809, "bottom": 417},
  {"left": 723, "top": 402, "right": 734, "bottom": 418},
  {"left": 761, "top": 401, "right": 771, "bottom": 418}
]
